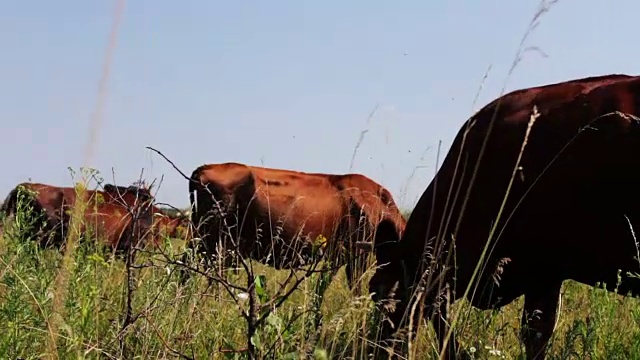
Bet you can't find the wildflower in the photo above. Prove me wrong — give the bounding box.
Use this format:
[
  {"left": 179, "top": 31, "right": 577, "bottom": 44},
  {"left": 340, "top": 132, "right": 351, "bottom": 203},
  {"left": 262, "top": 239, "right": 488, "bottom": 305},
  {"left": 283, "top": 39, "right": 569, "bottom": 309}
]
[{"left": 314, "top": 234, "right": 328, "bottom": 249}]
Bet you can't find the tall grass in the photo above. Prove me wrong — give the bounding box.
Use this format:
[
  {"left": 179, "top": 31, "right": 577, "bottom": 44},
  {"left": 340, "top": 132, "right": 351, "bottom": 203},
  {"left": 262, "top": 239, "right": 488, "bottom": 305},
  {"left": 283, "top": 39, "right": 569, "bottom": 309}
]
[{"left": 3, "top": 196, "right": 640, "bottom": 359}]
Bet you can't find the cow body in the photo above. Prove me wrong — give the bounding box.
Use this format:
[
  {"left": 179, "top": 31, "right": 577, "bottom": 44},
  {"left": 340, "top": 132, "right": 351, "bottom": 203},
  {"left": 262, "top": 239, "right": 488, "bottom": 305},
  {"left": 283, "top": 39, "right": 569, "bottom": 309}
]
[
  {"left": 368, "top": 74, "right": 640, "bottom": 359},
  {"left": 1, "top": 182, "right": 161, "bottom": 254},
  {"left": 183, "top": 162, "right": 406, "bottom": 290}
]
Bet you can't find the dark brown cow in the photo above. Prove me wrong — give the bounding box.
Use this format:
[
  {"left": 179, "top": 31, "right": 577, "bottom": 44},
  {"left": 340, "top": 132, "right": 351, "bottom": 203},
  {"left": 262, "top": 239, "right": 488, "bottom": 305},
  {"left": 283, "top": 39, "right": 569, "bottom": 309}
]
[
  {"left": 180, "top": 162, "right": 406, "bottom": 291},
  {"left": 1, "top": 182, "right": 156, "bottom": 254},
  {"left": 368, "top": 74, "right": 640, "bottom": 359}
]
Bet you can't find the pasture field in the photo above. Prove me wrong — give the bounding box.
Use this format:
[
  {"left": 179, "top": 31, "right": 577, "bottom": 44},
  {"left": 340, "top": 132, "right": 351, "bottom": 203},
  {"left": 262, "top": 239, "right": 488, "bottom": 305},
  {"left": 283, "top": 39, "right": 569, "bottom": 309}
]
[
  {"left": 2, "top": 202, "right": 640, "bottom": 360},
  {"left": 4, "top": 1, "right": 638, "bottom": 359}
]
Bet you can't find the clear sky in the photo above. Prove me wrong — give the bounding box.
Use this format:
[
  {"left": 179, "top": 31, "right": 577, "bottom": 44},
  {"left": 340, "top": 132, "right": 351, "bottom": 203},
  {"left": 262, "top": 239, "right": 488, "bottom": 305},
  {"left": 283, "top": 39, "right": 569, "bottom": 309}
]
[{"left": 1, "top": 0, "right": 637, "bottom": 210}]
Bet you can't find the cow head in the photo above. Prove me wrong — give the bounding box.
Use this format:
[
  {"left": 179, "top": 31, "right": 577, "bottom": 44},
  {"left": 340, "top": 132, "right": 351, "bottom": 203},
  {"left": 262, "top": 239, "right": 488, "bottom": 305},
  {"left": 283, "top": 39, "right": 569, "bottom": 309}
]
[
  {"left": 103, "top": 183, "right": 155, "bottom": 208},
  {"left": 367, "top": 227, "right": 412, "bottom": 342},
  {"left": 344, "top": 185, "right": 406, "bottom": 246},
  {"left": 341, "top": 183, "right": 409, "bottom": 316}
]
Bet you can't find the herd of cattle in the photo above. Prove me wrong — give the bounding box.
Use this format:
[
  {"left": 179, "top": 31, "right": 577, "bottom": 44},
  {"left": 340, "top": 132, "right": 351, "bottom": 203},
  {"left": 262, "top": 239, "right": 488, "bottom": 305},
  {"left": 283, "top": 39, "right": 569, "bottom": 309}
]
[{"left": 3, "top": 73, "right": 640, "bottom": 359}]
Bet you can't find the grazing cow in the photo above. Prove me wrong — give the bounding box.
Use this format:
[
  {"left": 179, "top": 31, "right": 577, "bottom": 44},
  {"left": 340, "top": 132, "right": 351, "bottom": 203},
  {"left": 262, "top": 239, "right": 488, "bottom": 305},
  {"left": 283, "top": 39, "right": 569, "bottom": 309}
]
[
  {"left": 180, "top": 162, "right": 406, "bottom": 291},
  {"left": 150, "top": 209, "right": 191, "bottom": 244},
  {"left": 367, "top": 73, "right": 640, "bottom": 359},
  {"left": 1, "top": 182, "right": 156, "bottom": 254}
]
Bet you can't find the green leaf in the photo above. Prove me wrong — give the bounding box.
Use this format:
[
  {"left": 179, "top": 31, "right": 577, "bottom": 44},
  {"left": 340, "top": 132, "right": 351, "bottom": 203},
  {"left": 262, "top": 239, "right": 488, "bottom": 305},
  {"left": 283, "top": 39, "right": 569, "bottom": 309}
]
[
  {"left": 254, "top": 274, "right": 268, "bottom": 303},
  {"left": 314, "top": 348, "right": 328, "bottom": 360},
  {"left": 250, "top": 333, "right": 262, "bottom": 349}
]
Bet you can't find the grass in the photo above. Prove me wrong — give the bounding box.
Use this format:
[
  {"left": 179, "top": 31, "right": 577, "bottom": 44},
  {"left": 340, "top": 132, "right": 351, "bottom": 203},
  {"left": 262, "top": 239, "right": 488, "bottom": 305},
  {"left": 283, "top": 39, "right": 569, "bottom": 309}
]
[{"left": 3, "top": 200, "right": 640, "bottom": 360}]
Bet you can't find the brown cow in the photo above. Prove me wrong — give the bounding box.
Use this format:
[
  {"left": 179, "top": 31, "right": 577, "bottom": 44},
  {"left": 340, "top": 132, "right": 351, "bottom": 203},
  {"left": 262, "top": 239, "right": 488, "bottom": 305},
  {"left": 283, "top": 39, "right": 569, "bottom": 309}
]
[
  {"left": 1, "top": 182, "right": 156, "bottom": 254},
  {"left": 150, "top": 209, "right": 191, "bottom": 244},
  {"left": 75, "top": 201, "right": 148, "bottom": 253},
  {"left": 180, "top": 162, "right": 406, "bottom": 291},
  {"left": 368, "top": 73, "right": 640, "bottom": 359}
]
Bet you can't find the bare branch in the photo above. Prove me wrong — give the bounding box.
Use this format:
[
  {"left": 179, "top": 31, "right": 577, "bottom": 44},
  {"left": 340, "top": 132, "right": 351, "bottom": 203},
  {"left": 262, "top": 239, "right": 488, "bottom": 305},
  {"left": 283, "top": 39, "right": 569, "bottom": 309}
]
[{"left": 145, "top": 146, "right": 195, "bottom": 183}]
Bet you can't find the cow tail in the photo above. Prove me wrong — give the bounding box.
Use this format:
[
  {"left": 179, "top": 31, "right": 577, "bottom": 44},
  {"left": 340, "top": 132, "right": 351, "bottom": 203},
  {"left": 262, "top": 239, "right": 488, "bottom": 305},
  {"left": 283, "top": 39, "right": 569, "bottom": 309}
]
[
  {"left": 187, "top": 166, "right": 205, "bottom": 246},
  {"left": 189, "top": 166, "right": 203, "bottom": 222},
  {"left": 178, "top": 166, "right": 205, "bottom": 285},
  {"left": 0, "top": 187, "right": 20, "bottom": 218}
]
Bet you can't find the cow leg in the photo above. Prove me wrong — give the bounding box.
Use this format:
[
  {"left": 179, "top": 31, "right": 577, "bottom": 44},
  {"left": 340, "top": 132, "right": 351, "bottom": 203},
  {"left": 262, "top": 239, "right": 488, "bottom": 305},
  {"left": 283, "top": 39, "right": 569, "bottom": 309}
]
[
  {"left": 430, "top": 301, "right": 463, "bottom": 360},
  {"left": 179, "top": 233, "right": 217, "bottom": 286},
  {"left": 178, "top": 236, "right": 201, "bottom": 285},
  {"left": 345, "top": 248, "right": 367, "bottom": 295},
  {"left": 377, "top": 290, "right": 462, "bottom": 359},
  {"left": 344, "top": 259, "right": 356, "bottom": 292},
  {"left": 520, "top": 281, "right": 562, "bottom": 360}
]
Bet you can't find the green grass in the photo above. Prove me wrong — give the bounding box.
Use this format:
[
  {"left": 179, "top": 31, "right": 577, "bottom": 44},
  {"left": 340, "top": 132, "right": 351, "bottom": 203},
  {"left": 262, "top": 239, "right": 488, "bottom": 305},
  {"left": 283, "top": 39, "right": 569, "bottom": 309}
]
[{"left": 3, "top": 203, "right": 640, "bottom": 360}]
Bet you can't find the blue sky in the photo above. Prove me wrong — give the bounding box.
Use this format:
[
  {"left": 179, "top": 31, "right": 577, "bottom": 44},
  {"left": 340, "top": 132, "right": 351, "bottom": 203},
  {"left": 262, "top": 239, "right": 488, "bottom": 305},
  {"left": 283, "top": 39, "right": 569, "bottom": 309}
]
[{"left": 0, "top": 0, "right": 636, "bottom": 209}]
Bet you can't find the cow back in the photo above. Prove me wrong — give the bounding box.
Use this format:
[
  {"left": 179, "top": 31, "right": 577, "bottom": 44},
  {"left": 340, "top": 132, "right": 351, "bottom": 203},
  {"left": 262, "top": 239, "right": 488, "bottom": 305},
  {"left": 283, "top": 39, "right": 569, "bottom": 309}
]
[
  {"left": 249, "top": 167, "right": 346, "bottom": 242},
  {"left": 2, "top": 181, "right": 158, "bottom": 252},
  {"left": 380, "top": 74, "right": 640, "bottom": 296}
]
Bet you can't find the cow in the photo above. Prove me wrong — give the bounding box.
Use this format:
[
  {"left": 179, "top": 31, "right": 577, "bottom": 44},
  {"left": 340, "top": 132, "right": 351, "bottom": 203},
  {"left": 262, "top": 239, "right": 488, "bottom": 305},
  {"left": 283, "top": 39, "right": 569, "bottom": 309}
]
[
  {"left": 102, "top": 184, "right": 191, "bottom": 247},
  {"left": 367, "top": 73, "right": 640, "bottom": 359},
  {"left": 150, "top": 208, "right": 191, "bottom": 244},
  {"left": 1, "top": 182, "right": 156, "bottom": 255},
  {"left": 179, "top": 162, "right": 407, "bottom": 292}
]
